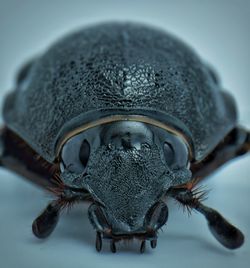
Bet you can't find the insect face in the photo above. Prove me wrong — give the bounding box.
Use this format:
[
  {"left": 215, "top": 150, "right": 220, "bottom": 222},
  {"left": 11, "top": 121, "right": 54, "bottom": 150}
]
[{"left": 59, "top": 120, "right": 191, "bottom": 249}]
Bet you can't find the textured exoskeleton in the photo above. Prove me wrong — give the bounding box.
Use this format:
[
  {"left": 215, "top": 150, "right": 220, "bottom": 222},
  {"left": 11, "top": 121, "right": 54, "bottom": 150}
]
[{"left": 1, "top": 22, "right": 249, "bottom": 253}]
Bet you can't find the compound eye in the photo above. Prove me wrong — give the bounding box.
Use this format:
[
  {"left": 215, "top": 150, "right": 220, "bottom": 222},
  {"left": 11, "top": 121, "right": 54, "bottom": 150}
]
[
  {"left": 60, "top": 136, "right": 91, "bottom": 174},
  {"left": 79, "top": 140, "right": 90, "bottom": 167},
  {"left": 163, "top": 135, "right": 189, "bottom": 169},
  {"left": 164, "top": 142, "right": 175, "bottom": 167}
]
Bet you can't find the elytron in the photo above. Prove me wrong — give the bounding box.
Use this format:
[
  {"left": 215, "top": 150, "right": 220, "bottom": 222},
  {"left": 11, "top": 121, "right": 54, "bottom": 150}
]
[{"left": 1, "top": 22, "right": 249, "bottom": 253}]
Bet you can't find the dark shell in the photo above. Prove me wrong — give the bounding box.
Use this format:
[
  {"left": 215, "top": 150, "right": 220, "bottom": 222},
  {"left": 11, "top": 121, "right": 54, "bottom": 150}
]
[{"left": 3, "top": 22, "right": 237, "bottom": 162}]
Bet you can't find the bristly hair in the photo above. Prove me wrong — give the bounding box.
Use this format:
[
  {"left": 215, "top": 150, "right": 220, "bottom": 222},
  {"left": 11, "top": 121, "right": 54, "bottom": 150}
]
[
  {"left": 184, "top": 176, "right": 202, "bottom": 190},
  {"left": 176, "top": 184, "right": 210, "bottom": 216},
  {"left": 192, "top": 185, "right": 209, "bottom": 202},
  {"left": 1, "top": 127, "right": 65, "bottom": 189},
  {"left": 57, "top": 196, "right": 81, "bottom": 213},
  {"left": 48, "top": 172, "right": 65, "bottom": 196}
]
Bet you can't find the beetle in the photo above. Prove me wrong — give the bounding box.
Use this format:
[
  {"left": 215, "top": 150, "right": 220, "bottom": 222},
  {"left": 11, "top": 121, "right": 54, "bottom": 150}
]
[{"left": 0, "top": 22, "right": 249, "bottom": 253}]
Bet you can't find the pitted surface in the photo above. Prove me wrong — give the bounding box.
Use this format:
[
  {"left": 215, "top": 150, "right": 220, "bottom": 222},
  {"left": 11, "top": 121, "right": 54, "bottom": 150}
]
[
  {"left": 3, "top": 22, "right": 237, "bottom": 162},
  {"left": 65, "top": 143, "right": 191, "bottom": 232}
]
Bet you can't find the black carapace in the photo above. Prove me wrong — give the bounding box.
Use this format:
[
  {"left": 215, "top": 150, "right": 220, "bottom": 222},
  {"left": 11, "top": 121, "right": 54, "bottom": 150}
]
[{"left": 0, "top": 22, "right": 249, "bottom": 253}]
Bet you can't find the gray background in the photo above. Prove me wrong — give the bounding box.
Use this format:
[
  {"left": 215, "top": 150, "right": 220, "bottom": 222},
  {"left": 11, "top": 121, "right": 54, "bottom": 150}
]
[{"left": 0, "top": 0, "right": 249, "bottom": 268}]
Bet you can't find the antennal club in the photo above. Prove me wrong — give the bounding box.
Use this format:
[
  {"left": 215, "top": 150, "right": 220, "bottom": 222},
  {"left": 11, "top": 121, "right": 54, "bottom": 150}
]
[
  {"left": 196, "top": 203, "right": 244, "bottom": 249},
  {"left": 168, "top": 187, "right": 244, "bottom": 249}
]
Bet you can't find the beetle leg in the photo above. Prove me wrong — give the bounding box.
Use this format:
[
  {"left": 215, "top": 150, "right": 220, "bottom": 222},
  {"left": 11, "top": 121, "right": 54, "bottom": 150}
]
[
  {"left": 140, "top": 240, "right": 146, "bottom": 253},
  {"left": 150, "top": 239, "right": 157, "bottom": 249},
  {"left": 110, "top": 239, "right": 117, "bottom": 253},
  {"left": 168, "top": 187, "right": 244, "bottom": 249},
  {"left": 96, "top": 231, "right": 102, "bottom": 252},
  {"left": 0, "top": 127, "right": 60, "bottom": 189},
  {"left": 191, "top": 127, "right": 250, "bottom": 181},
  {"left": 0, "top": 128, "right": 4, "bottom": 166}
]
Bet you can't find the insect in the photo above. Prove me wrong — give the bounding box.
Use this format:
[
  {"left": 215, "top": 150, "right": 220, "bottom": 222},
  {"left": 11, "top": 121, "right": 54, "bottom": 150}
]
[{"left": 0, "top": 22, "right": 249, "bottom": 253}]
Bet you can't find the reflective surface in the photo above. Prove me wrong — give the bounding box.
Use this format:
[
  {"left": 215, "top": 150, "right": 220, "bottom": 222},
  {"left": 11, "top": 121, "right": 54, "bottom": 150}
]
[
  {"left": 0, "top": 0, "right": 249, "bottom": 267},
  {"left": 0, "top": 158, "right": 249, "bottom": 267}
]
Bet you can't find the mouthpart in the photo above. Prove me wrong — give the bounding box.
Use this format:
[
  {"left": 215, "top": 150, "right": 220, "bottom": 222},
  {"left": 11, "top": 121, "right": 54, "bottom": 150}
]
[{"left": 88, "top": 201, "right": 168, "bottom": 253}]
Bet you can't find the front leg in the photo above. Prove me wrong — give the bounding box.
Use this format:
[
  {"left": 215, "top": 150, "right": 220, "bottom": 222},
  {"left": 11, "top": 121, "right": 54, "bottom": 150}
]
[
  {"left": 168, "top": 187, "right": 244, "bottom": 249},
  {"left": 0, "top": 127, "right": 60, "bottom": 239},
  {"left": 0, "top": 127, "right": 91, "bottom": 239},
  {"left": 0, "top": 127, "right": 59, "bottom": 189}
]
